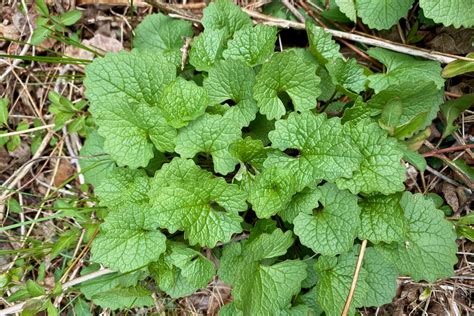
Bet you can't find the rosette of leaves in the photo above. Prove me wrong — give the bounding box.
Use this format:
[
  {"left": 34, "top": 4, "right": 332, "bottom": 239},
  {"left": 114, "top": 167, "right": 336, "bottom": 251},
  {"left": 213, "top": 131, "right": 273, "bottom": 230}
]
[{"left": 80, "top": 1, "right": 458, "bottom": 313}]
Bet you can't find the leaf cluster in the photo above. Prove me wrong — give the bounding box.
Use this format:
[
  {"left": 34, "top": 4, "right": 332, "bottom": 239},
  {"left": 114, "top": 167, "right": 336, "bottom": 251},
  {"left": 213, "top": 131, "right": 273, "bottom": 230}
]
[
  {"left": 32, "top": 0, "right": 82, "bottom": 45},
  {"left": 79, "top": 1, "right": 458, "bottom": 314}
]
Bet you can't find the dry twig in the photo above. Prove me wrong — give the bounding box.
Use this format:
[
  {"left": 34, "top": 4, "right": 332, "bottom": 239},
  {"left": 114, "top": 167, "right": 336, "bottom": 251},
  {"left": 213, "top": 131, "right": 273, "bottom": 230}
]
[
  {"left": 342, "top": 240, "right": 368, "bottom": 316},
  {"left": 0, "top": 124, "right": 55, "bottom": 138},
  {"left": 423, "top": 144, "right": 474, "bottom": 157},
  {"left": 281, "top": 0, "right": 305, "bottom": 23}
]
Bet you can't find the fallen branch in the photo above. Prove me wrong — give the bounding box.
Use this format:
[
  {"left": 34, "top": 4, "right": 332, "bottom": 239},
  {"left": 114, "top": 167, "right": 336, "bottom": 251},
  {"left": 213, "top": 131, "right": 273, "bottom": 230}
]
[{"left": 425, "top": 165, "right": 463, "bottom": 188}]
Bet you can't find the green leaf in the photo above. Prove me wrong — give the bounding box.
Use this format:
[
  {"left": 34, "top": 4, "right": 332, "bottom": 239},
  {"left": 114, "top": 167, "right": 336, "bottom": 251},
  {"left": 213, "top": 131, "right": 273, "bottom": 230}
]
[
  {"left": 315, "top": 248, "right": 367, "bottom": 316},
  {"left": 451, "top": 159, "right": 474, "bottom": 182},
  {"left": 440, "top": 93, "right": 474, "bottom": 139},
  {"left": 48, "top": 91, "right": 76, "bottom": 113},
  {"left": 322, "top": 1, "right": 353, "bottom": 23},
  {"left": 204, "top": 59, "right": 258, "bottom": 127},
  {"left": 355, "top": 0, "right": 414, "bottom": 30},
  {"left": 243, "top": 113, "right": 275, "bottom": 146},
  {"left": 306, "top": 21, "right": 343, "bottom": 65},
  {"left": 223, "top": 25, "right": 278, "bottom": 66},
  {"left": 201, "top": 0, "right": 252, "bottom": 38},
  {"left": 312, "top": 245, "right": 396, "bottom": 313},
  {"left": 7, "top": 133, "right": 21, "bottom": 152},
  {"left": 278, "top": 187, "right": 321, "bottom": 224},
  {"left": 393, "top": 111, "right": 430, "bottom": 139},
  {"left": 47, "top": 300, "right": 60, "bottom": 315},
  {"left": 36, "top": 0, "right": 49, "bottom": 16},
  {"left": 51, "top": 229, "right": 80, "bottom": 259},
  {"left": 84, "top": 51, "right": 177, "bottom": 168},
  {"left": 247, "top": 167, "right": 298, "bottom": 218},
  {"left": 219, "top": 229, "right": 306, "bottom": 315},
  {"left": 80, "top": 269, "right": 144, "bottom": 300},
  {"left": 375, "top": 192, "right": 458, "bottom": 282},
  {"left": 363, "top": 247, "right": 398, "bottom": 307},
  {"left": 419, "top": 0, "right": 474, "bottom": 28},
  {"left": 267, "top": 112, "right": 362, "bottom": 189},
  {"left": 90, "top": 286, "right": 153, "bottom": 310},
  {"left": 152, "top": 157, "right": 213, "bottom": 187},
  {"left": 401, "top": 146, "right": 427, "bottom": 172},
  {"left": 73, "top": 298, "right": 92, "bottom": 316},
  {"left": 59, "top": 10, "right": 82, "bottom": 26},
  {"left": 189, "top": 29, "right": 226, "bottom": 72},
  {"left": 457, "top": 225, "right": 474, "bottom": 242},
  {"left": 54, "top": 112, "right": 74, "bottom": 130},
  {"left": 67, "top": 116, "right": 86, "bottom": 134},
  {"left": 254, "top": 50, "right": 321, "bottom": 120},
  {"left": 367, "top": 48, "right": 444, "bottom": 93},
  {"left": 442, "top": 53, "right": 474, "bottom": 78},
  {"left": 358, "top": 193, "right": 407, "bottom": 243},
  {"left": 367, "top": 82, "right": 443, "bottom": 137},
  {"left": 335, "top": 0, "right": 357, "bottom": 21},
  {"left": 95, "top": 168, "right": 150, "bottom": 209},
  {"left": 26, "top": 280, "right": 45, "bottom": 297},
  {"left": 175, "top": 113, "right": 241, "bottom": 175},
  {"left": 301, "top": 258, "right": 318, "bottom": 289},
  {"left": 457, "top": 212, "right": 474, "bottom": 226},
  {"left": 294, "top": 183, "right": 360, "bottom": 256},
  {"left": 244, "top": 226, "right": 295, "bottom": 260},
  {"left": 7, "top": 198, "right": 22, "bottom": 214},
  {"left": 0, "top": 98, "right": 8, "bottom": 125},
  {"left": 335, "top": 120, "right": 406, "bottom": 194},
  {"left": 30, "top": 25, "right": 52, "bottom": 45},
  {"left": 297, "top": 287, "right": 323, "bottom": 315},
  {"left": 341, "top": 96, "right": 376, "bottom": 124},
  {"left": 379, "top": 98, "right": 403, "bottom": 132},
  {"left": 229, "top": 136, "right": 267, "bottom": 168},
  {"left": 151, "top": 243, "right": 215, "bottom": 298},
  {"left": 133, "top": 13, "right": 193, "bottom": 66},
  {"left": 91, "top": 205, "right": 166, "bottom": 272},
  {"left": 79, "top": 131, "right": 116, "bottom": 187},
  {"left": 281, "top": 304, "right": 312, "bottom": 316},
  {"left": 326, "top": 58, "right": 367, "bottom": 95},
  {"left": 420, "top": 193, "right": 445, "bottom": 209},
  {"left": 6, "top": 288, "right": 30, "bottom": 302},
  {"left": 158, "top": 78, "right": 209, "bottom": 128},
  {"left": 219, "top": 302, "right": 242, "bottom": 316},
  {"left": 149, "top": 158, "right": 246, "bottom": 247},
  {"left": 317, "top": 68, "right": 337, "bottom": 102},
  {"left": 165, "top": 244, "right": 214, "bottom": 293}
]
